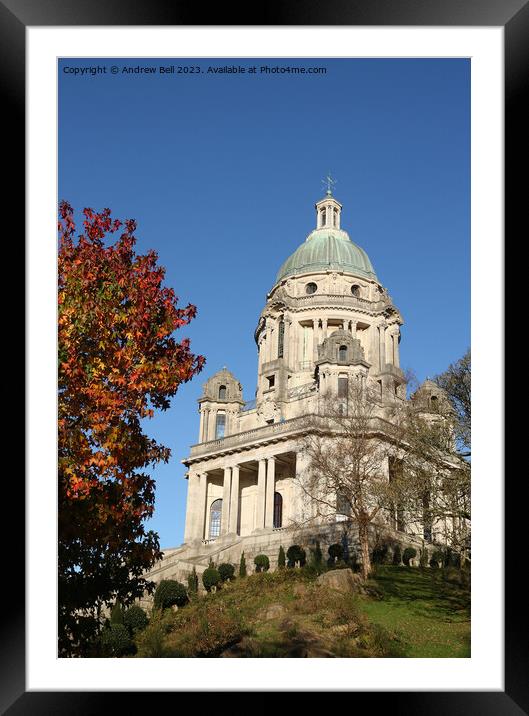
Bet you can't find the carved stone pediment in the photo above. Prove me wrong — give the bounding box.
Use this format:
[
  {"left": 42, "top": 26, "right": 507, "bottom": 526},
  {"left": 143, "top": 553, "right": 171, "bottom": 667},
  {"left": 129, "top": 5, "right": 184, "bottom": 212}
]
[{"left": 317, "top": 331, "right": 368, "bottom": 366}]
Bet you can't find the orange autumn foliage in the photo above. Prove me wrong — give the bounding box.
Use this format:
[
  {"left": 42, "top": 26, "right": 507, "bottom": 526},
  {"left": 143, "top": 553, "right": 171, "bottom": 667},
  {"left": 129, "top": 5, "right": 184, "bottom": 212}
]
[{"left": 58, "top": 202, "right": 204, "bottom": 655}]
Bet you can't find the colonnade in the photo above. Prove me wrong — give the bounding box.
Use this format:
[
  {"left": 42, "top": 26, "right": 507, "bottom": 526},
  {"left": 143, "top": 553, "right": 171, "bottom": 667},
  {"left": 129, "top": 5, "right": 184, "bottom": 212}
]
[{"left": 184, "top": 456, "right": 283, "bottom": 543}]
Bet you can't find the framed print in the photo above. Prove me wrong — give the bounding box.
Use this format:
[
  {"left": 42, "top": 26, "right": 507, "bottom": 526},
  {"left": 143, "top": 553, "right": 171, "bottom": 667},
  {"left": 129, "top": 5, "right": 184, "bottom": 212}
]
[{"left": 6, "top": 0, "right": 527, "bottom": 711}]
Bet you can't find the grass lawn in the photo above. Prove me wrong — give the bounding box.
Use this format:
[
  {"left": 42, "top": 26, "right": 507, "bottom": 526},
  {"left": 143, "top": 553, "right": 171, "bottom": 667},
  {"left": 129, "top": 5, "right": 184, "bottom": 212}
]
[{"left": 361, "top": 565, "right": 471, "bottom": 657}]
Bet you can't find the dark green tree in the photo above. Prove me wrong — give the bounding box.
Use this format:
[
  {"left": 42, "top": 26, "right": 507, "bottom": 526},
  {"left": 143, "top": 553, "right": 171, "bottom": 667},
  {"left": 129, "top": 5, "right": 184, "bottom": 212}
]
[
  {"left": 278, "top": 545, "right": 286, "bottom": 569},
  {"left": 239, "top": 551, "right": 247, "bottom": 578}
]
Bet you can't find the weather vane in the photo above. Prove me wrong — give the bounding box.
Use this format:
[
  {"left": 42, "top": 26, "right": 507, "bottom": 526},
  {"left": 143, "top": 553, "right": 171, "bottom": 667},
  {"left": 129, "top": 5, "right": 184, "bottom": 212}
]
[{"left": 322, "top": 173, "right": 337, "bottom": 196}]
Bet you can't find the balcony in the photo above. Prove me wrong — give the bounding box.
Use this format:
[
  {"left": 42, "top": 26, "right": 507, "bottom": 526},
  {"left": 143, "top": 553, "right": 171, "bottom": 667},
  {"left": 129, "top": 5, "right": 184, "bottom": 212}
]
[
  {"left": 186, "top": 413, "right": 395, "bottom": 463},
  {"left": 187, "top": 415, "right": 314, "bottom": 462}
]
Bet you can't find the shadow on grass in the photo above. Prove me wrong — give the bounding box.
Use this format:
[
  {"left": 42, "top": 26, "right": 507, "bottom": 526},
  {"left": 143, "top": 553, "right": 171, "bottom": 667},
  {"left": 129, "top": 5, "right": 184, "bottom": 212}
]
[{"left": 371, "top": 566, "right": 470, "bottom": 620}]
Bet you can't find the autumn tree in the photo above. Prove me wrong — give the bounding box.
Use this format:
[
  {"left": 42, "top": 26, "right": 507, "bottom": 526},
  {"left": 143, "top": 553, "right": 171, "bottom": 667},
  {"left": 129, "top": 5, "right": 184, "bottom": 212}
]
[{"left": 58, "top": 202, "right": 204, "bottom": 655}]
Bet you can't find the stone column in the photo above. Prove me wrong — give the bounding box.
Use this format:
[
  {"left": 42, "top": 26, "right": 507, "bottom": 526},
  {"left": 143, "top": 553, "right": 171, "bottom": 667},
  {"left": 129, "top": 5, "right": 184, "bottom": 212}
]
[
  {"left": 351, "top": 321, "right": 357, "bottom": 338},
  {"left": 255, "top": 458, "right": 266, "bottom": 529},
  {"left": 393, "top": 330, "right": 400, "bottom": 367},
  {"left": 195, "top": 472, "right": 208, "bottom": 541},
  {"left": 229, "top": 465, "right": 240, "bottom": 534},
  {"left": 379, "top": 324, "right": 387, "bottom": 371},
  {"left": 265, "top": 456, "right": 276, "bottom": 528},
  {"left": 205, "top": 411, "right": 210, "bottom": 441},
  {"left": 322, "top": 318, "right": 328, "bottom": 342},
  {"left": 283, "top": 316, "right": 291, "bottom": 364},
  {"left": 220, "top": 467, "right": 232, "bottom": 535},
  {"left": 198, "top": 411, "right": 204, "bottom": 443},
  {"left": 183, "top": 472, "right": 198, "bottom": 543}
]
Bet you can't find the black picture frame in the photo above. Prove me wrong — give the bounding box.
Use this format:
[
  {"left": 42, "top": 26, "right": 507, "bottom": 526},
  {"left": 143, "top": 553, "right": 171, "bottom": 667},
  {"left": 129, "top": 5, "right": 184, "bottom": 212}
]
[{"left": 8, "top": 0, "right": 525, "bottom": 711}]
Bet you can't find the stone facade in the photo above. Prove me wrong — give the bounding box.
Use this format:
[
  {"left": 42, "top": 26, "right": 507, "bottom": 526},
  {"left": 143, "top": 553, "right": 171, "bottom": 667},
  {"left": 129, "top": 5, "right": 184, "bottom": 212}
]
[{"left": 141, "top": 190, "right": 449, "bottom": 596}]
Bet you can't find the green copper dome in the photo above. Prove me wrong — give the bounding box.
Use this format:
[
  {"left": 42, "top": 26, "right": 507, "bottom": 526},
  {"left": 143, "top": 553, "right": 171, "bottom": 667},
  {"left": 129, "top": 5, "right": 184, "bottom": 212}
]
[{"left": 276, "top": 228, "right": 377, "bottom": 283}]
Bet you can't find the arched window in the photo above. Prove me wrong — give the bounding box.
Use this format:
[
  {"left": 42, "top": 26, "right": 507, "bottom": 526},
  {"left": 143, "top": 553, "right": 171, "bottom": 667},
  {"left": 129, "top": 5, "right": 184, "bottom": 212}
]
[
  {"left": 305, "top": 282, "right": 317, "bottom": 295},
  {"left": 351, "top": 285, "right": 360, "bottom": 297},
  {"left": 215, "top": 412, "right": 226, "bottom": 439},
  {"left": 209, "top": 499, "right": 222, "bottom": 539},
  {"left": 273, "top": 492, "right": 283, "bottom": 528},
  {"left": 339, "top": 345, "right": 348, "bottom": 362},
  {"left": 218, "top": 385, "right": 227, "bottom": 400}
]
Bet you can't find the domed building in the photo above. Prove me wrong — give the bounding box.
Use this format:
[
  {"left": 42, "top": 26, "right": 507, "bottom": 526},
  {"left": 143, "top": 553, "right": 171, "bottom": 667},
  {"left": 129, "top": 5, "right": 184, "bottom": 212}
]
[{"left": 145, "top": 188, "right": 444, "bottom": 587}]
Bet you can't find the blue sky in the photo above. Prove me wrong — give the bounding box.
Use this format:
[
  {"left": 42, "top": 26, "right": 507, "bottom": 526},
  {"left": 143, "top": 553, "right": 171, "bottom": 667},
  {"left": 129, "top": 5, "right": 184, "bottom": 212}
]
[{"left": 59, "top": 57, "right": 470, "bottom": 548}]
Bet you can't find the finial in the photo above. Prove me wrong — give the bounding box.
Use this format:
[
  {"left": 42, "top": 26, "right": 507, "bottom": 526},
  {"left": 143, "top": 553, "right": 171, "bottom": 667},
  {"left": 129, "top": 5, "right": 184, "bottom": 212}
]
[{"left": 322, "top": 173, "right": 336, "bottom": 196}]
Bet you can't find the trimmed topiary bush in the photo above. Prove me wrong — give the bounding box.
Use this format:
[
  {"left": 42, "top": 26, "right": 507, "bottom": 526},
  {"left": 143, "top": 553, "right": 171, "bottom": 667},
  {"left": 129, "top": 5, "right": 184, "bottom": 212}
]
[
  {"left": 393, "top": 546, "right": 402, "bottom": 565},
  {"left": 110, "top": 601, "right": 124, "bottom": 625},
  {"left": 254, "top": 554, "right": 270, "bottom": 573},
  {"left": 239, "top": 551, "right": 247, "bottom": 578},
  {"left": 429, "top": 550, "right": 444, "bottom": 568},
  {"left": 153, "top": 579, "right": 188, "bottom": 609},
  {"left": 444, "top": 548, "right": 461, "bottom": 568},
  {"left": 328, "top": 543, "right": 343, "bottom": 565},
  {"left": 278, "top": 545, "right": 286, "bottom": 569},
  {"left": 123, "top": 605, "right": 148, "bottom": 634},
  {"left": 202, "top": 567, "right": 221, "bottom": 592},
  {"left": 286, "top": 545, "right": 306, "bottom": 568},
  {"left": 402, "top": 547, "right": 417, "bottom": 566},
  {"left": 218, "top": 563, "right": 235, "bottom": 582},
  {"left": 187, "top": 567, "right": 199, "bottom": 595},
  {"left": 100, "top": 623, "right": 135, "bottom": 657}
]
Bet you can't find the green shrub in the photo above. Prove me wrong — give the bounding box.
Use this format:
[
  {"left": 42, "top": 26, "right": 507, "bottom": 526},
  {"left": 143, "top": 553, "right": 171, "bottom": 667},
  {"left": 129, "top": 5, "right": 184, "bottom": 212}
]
[
  {"left": 392, "top": 546, "right": 402, "bottom": 565},
  {"left": 202, "top": 567, "right": 221, "bottom": 592},
  {"left": 100, "top": 623, "right": 135, "bottom": 657},
  {"left": 123, "top": 605, "right": 148, "bottom": 634},
  {"left": 286, "top": 545, "right": 306, "bottom": 568},
  {"left": 402, "top": 547, "right": 417, "bottom": 566},
  {"left": 444, "top": 549, "right": 461, "bottom": 568},
  {"left": 254, "top": 554, "right": 270, "bottom": 573},
  {"left": 239, "top": 551, "right": 247, "bottom": 578},
  {"left": 218, "top": 563, "right": 235, "bottom": 582},
  {"left": 187, "top": 568, "right": 199, "bottom": 595},
  {"left": 135, "top": 609, "right": 173, "bottom": 658},
  {"left": 278, "top": 545, "right": 286, "bottom": 569},
  {"left": 371, "top": 544, "right": 389, "bottom": 564},
  {"left": 328, "top": 543, "right": 343, "bottom": 565},
  {"left": 429, "top": 550, "right": 444, "bottom": 568},
  {"left": 153, "top": 579, "right": 188, "bottom": 609},
  {"left": 110, "top": 601, "right": 124, "bottom": 625},
  {"left": 309, "top": 541, "right": 323, "bottom": 570}
]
